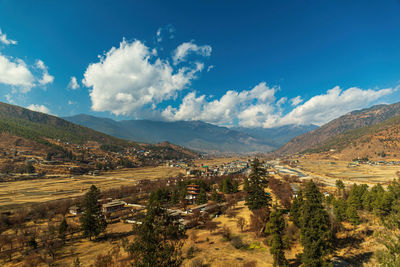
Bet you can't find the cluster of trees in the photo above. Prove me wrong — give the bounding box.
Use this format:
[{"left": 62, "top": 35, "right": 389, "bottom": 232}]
[
  {"left": 149, "top": 176, "right": 241, "bottom": 207},
  {"left": 325, "top": 179, "right": 400, "bottom": 265},
  {"left": 0, "top": 162, "right": 35, "bottom": 174},
  {"left": 287, "top": 181, "right": 333, "bottom": 266},
  {"left": 122, "top": 203, "right": 186, "bottom": 266},
  {"left": 328, "top": 179, "right": 400, "bottom": 226}
]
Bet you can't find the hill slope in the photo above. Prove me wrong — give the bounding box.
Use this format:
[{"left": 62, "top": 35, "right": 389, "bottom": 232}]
[
  {"left": 0, "top": 102, "right": 195, "bottom": 160},
  {"left": 232, "top": 124, "right": 318, "bottom": 148},
  {"left": 64, "top": 115, "right": 316, "bottom": 154},
  {"left": 274, "top": 102, "right": 400, "bottom": 156},
  {"left": 0, "top": 102, "right": 132, "bottom": 148},
  {"left": 64, "top": 115, "right": 274, "bottom": 153},
  {"left": 305, "top": 115, "right": 400, "bottom": 160}
]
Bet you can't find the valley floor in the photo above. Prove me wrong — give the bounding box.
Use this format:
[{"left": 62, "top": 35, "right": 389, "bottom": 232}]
[{"left": 0, "top": 166, "right": 183, "bottom": 211}]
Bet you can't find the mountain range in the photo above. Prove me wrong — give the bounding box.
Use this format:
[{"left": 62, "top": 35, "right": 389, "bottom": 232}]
[
  {"left": 64, "top": 114, "right": 317, "bottom": 154},
  {"left": 0, "top": 102, "right": 195, "bottom": 160}
]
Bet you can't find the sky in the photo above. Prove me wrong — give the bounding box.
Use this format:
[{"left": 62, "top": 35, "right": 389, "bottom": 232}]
[{"left": 0, "top": 0, "right": 400, "bottom": 128}]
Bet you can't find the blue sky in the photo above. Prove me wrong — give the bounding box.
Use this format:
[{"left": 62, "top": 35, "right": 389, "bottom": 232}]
[{"left": 0, "top": 0, "right": 400, "bottom": 127}]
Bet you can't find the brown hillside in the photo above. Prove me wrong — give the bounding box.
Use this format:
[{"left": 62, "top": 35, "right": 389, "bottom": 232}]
[
  {"left": 274, "top": 102, "right": 400, "bottom": 155},
  {"left": 303, "top": 115, "right": 400, "bottom": 161}
]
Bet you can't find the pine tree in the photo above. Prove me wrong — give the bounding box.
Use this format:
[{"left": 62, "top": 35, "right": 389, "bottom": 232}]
[
  {"left": 245, "top": 159, "right": 271, "bottom": 211},
  {"left": 58, "top": 217, "right": 68, "bottom": 243},
  {"left": 124, "top": 203, "right": 186, "bottom": 266},
  {"left": 80, "top": 185, "right": 107, "bottom": 240},
  {"left": 335, "top": 180, "right": 345, "bottom": 196},
  {"left": 300, "top": 180, "right": 332, "bottom": 267},
  {"left": 345, "top": 204, "right": 360, "bottom": 225},
  {"left": 265, "top": 207, "right": 288, "bottom": 267},
  {"left": 196, "top": 188, "right": 207, "bottom": 204},
  {"left": 333, "top": 197, "right": 347, "bottom": 222},
  {"left": 289, "top": 190, "right": 303, "bottom": 228}
]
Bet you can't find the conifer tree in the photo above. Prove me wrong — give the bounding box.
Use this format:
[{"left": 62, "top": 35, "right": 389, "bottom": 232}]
[
  {"left": 124, "top": 203, "right": 186, "bottom": 266},
  {"left": 245, "top": 158, "right": 271, "bottom": 211},
  {"left": 58, "top": 217, "right": 68, "bottom": 243},
  {"left": 290, "top": 190, "right": 303, "bottom": 228},
  {"left": 265, "top": 207, "right": 288, "bottom": 267},
  {"left": 345, "top": 204, "right": 360, "bottom": 225},
  {"left": 196, "top": 188, "right": 207, "bottom": 205},
  {"left": 335, "top": 180, "right": 345, "bottom": 196},
  {"left": 300, "top": 180, "right": 332, "bottom": 267},
  {"left": 80, "top": 185, "right": 107, "bottom": 240}
]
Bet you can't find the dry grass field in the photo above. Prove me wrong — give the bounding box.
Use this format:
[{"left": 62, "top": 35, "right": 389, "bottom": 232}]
[
  {"left": 297, "top": 159, "right": 400, "bottom": 186},
  {"left": 0, "top": 166, "right": 184, "bottom": 211},
  {"left": 194, "top": 157, "right": 248, "bottom": 166}
]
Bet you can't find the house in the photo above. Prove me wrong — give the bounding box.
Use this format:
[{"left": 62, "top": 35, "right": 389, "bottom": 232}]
[
  {"left": 69, "top": 206, "right": 82, "bottom": 215},
  {"left": 102, "top": 200, "right": 126, "bottom": 214},
  {"left": 186, "top": 184, "right": 200, "bottom": 203}
]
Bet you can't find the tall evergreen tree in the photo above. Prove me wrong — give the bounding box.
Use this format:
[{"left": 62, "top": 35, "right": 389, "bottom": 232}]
[
  {"left": 300, "top": 180, "right": 332, "bottom": 267},
  {"left": 290, "top": 190, "right": 303, "bottom": 228},
  {"left": 80, "top": 185, "right": 107, "bottom": 240},
  {"left": 265, "top": 207, "right": 289, "bottom": 267},
  {"left": 335, "top": 180, "right": 345, "bottom": 196},
  {"left": 124, "top": 203, "right": 186, "bottom": 267},
  {"left": 245, "top": 158, "right": 271, "bottom": 211},
  {"left": 196, "top": 188, "right": 207, "bottom": 205},
  {"left": 58, "top": 218, "right": 68, "bottom": 243}
]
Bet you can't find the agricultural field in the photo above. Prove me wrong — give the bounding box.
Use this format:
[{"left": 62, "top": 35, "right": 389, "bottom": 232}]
[
  {"left": 0, "top": 166, "right": 184, "bottom": 211},
  {"left": 296, "top": 159, "right": 400, "bottom": 186}
]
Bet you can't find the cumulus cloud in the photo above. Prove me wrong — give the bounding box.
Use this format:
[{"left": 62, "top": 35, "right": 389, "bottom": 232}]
[
  {"left": 0, "top": 29, "right": 53, "bottom": 92},
  {"left": 162, "top": 82, "right": 277, "bottom": 127},
  {"left": 27, "top": 104, "right": 51, "bottom": 114},
  {"left": 172, "top": 41, "right": 212, "bottom": 65},
  {"left": 207, "top": 65, "right": 214, "bottom": 72},
  {"left": 270, "top": 86, "right": 394, "bottom": 127},
  {"left": 290, "top": 96, "right": 303, "bottom": 106},
  {"left": 36, "top": 60, "right": 54, "bottom": 85},
  {"left": 0, "top": 28, "right": 17, "bottom": 45},
  {"left": 83, "top": 39, "right": 205, "bottom": 116},
  {"left": 0, "top": 54, "right": 35, "bottom": 92},
  {"left": 68, "top": 76, "right": 80, "bottom": 90},
  {"left": 162, "top": 84, "right": 395, "bottom": 128}
]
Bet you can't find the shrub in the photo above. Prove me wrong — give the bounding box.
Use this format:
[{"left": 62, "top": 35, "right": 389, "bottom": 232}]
[{"left": 231, "top": 235, "right": 246, "bottom": 249}]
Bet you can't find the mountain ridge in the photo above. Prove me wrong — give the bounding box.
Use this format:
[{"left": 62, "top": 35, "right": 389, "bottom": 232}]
[
  {"left": 274, "top": 102, "right": 400, "bottom": 156},
  {"left": 64, "top": 114, "right": 317, "bottom": 154}
]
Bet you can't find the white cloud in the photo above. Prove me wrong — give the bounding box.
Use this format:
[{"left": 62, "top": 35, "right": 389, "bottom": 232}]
[
  {"left": 0, "top": 28, "right": 53, "bottom": 95},
  {"left": 162, "top": 82, "right": 277, "bottom": 127},
  {"left": 27, "top": 104, "right": 51, "bottom": 114},
  {"left": 36, "top": 60, "right": 54, "bottom": 85},
  {"left": 172, "top": 41, "right": 212, "bottom": 65},
  {"left": 83, "top": 39, "right": 204, "bottom": 116},
  {"left": 68, "top": 76, "right": 80, "bottom": 90},
  {"left": 68, "top": 100, "right": 76, "bottom": 105},
  {"left": 290, "top": 96, "right": 303, "bottom": 106},
  {"left": 0, "top": 54, "right": 35, "bottom": 92},
  {"left": 162, "top": 84, "right": 395, "bottom": 128},
  {"left": 264, "top": 86, "right": 394, "bottom": 127},
  {"left": 207, "top": 65, "right": 214, "bottom": 72},
  {"left": 0, "top": 28, "right": 17, "bottom": 45},
  {"left": 156, "top": 25, "right": 175, "bottom": 43}
]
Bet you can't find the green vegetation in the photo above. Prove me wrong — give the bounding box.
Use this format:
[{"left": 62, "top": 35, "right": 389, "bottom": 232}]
[
  {"left": 220, "top": 177, "right": 239, "bottom": 194},
  {"left": 80, "top": 185, "right": 107, "bottom": 240},
  {"left": 265, "top": 207, "right": 288, "bottom": 267},
  {"left": 300, "top": 180, "right": 332, "bottom": 266},
  {"left": 245, "top": 159, "right": 271, "bottom": 211},
  {"left": 123, "top": 203, "right": 186, "bottom": 267}
]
